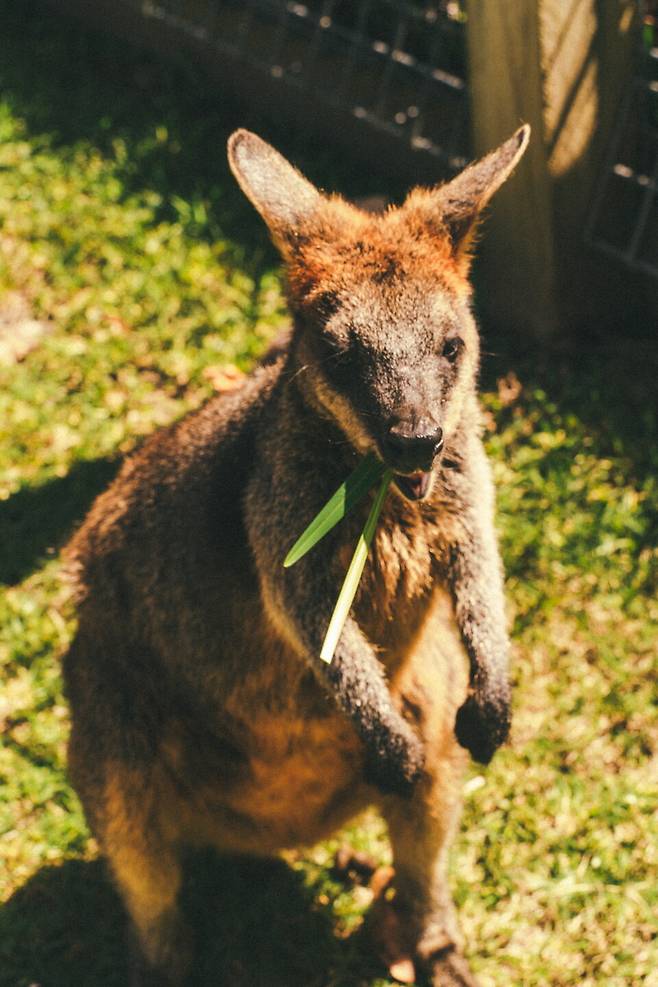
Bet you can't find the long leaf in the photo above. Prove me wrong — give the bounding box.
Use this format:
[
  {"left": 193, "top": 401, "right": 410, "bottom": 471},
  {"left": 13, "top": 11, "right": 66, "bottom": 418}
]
[
  {"left": 320, "top": 470, "right": 392, "bottom": 664},
  {"left": 283, "top": 453, "right": 385, "bottom": 568}
]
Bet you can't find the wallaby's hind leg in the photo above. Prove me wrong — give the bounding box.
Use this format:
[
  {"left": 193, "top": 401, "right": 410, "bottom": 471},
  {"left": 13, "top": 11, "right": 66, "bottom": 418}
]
[
  {"left": 380, "top": 750, "right": 481, "bottom": 987},
  {"left": 102, "top": 769, "right": 193, "bottom": 987},
  {"left": 65, "top": 631, "right": 194, "bottom": 984},
  {"left": 100, "top": 768, "right": 193, "bottom": 987},
  {"left": 113, "top": 843, "right": 193, "bottom": 987}
]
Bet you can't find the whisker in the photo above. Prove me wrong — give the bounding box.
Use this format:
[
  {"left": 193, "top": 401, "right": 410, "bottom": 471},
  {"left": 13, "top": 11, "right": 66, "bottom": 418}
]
[{"left": 288, "top": 363, "right": 311, "bottom": 382}]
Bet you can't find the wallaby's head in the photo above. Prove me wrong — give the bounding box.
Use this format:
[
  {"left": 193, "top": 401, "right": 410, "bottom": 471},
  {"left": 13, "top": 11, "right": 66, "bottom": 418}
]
[{"left": 228, "top": 126, "right": 529, "bottom": 500}]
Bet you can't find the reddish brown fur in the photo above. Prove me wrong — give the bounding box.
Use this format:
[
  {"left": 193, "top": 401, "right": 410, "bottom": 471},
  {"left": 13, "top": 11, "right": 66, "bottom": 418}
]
[{"left": 283, "top": 197, "right": 471, "bottom": 306}]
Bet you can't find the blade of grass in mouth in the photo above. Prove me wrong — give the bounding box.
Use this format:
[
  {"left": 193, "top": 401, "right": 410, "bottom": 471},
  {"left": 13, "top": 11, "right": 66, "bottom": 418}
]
[
  {"left": 283, "top": 453, "right": 386, "bottom": 568},
  {"left": 320, "top": 470, "right": 392, "bottom": 664}
]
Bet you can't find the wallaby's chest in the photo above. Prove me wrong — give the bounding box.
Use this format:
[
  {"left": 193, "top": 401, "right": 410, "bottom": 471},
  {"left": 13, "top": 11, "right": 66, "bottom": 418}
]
[
  {"left": 353, "top": 502, "right": 452, "bottom": 652},
  {"left": 162, "top": 586, "right": 467, "bottom": 854}
]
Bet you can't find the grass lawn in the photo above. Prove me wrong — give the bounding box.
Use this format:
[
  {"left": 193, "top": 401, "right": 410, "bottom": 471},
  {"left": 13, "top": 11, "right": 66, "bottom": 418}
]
[{"left": 1, "top": 4, "right": 657, "bottom": 986}]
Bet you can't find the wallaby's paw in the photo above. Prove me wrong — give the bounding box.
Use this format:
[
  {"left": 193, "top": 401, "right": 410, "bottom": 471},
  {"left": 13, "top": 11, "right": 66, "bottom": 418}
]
[
  {"left": 454, "top": 692, "right": 511, "bottom": 764},
  {"left": 364, "top": 720, "right": 425, "bottom": 797}
]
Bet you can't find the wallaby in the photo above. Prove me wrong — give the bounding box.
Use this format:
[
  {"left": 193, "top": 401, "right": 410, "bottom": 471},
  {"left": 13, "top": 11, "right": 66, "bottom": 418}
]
[{"left": 63, "top": 124, "right": 530, "bottom": 987}]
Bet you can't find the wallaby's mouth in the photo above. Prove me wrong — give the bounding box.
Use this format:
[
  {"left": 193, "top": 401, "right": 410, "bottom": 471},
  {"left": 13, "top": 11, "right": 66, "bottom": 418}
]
[{"left": 393, "top": 470, "right": 432, "bottom": 501}]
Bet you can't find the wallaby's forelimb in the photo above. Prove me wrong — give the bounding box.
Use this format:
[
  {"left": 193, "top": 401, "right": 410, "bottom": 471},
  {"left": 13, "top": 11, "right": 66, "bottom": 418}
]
[
  {"left": 451, "top": 535, "right": 511, "bottom": 763},
  {"left": 265, "top": 558, "right": 425, "bottom": 795},
  {"left": 325, "top": 622, "right": 425, "bottom": 794},
  {"left": 447, "top": 444, "right": 511, "bottom": 763}
]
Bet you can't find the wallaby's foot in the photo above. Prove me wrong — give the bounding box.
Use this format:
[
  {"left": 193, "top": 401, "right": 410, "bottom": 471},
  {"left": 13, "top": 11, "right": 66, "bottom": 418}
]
[
  {"left": 424, "top": 946, "right": 482, "bottom": 987},
  {"left": 367, "top": 891, "right": 417, "bottom": 984},
  {"left": 130, "top": 958, "right": 182, "bottom": 987},
  {"left": 333, "top": 844, "right": 378, "bottom": 884},
  {"left": 128, "top": 911, "right": 195, "bottom": 987},
  {"left": 368, "top": 895, "right": 480, "bottom": 987},
  {"left": 130, "top": 959, "right": 189, "bottom": 987}
]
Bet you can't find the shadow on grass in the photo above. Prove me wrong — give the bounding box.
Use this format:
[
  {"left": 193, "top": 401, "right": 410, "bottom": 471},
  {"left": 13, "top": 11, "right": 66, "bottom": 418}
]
[
  {"left": 0, "top": 853, "right": 376, "bottom": 987},
  {"left": 0, "top": 0, "right": 395, "bottom": 282},
  {"left": 481, "top": 330, "right": 658, "bottom": 490},
  {"left": 0, "top": 458, "right": 120, "bottom": 586}
]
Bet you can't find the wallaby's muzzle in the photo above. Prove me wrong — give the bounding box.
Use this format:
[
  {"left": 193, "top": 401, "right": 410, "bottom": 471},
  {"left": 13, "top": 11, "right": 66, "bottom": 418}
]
[
  {"left": 379, "top": 418, "right": 444, "bottom": 501},
  {"left": 380, "top": 422, "right": 444, "bottom": 474}
]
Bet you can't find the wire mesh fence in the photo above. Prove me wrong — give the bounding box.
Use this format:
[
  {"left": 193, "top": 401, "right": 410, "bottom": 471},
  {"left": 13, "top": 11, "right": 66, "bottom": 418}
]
[
  {"left": 44, "top": 0, "right": 658, "bottom": 331},
  {"left": 586, "top": 2, "right": 658, "bottom": 280},
  {"left": 140, "top": 0, "right": 470, "bottom": 172}
]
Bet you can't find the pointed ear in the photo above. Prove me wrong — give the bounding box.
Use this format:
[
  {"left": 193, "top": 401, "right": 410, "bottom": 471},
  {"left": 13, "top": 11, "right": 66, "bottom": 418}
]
[
  {"left": 407, "top": 125, "right": 531, "bottom": 261},
  {"left": 227, "top": 130, "right": 323, "bottom": 249}
]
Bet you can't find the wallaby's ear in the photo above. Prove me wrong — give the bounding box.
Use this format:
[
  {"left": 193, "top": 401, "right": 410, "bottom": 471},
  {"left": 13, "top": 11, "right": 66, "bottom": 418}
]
[
  {"left": 407, "top": 125, "right": 531, "bottom": 262},
  {"left": 227, "top": 130, "right": 322, "bottom": 248}
]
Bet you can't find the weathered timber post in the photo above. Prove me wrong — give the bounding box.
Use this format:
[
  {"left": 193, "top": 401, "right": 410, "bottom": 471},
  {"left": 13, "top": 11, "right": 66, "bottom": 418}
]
[{"left": 466, "top": 0, "right": 639, "bottom": 338}]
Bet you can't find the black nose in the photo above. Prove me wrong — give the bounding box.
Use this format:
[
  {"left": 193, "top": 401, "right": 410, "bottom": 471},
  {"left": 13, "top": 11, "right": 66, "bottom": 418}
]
[{"left": 381, "top": 423, "right": 444, "bottom": 473}]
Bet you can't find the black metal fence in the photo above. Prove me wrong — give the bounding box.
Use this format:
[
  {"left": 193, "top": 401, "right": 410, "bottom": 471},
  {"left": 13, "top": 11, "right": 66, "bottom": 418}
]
[
  {"left": 142, "top": 0, "right": 469, "bottom": 172},
  {"left": 586, "top": 2, "right": 658, "bottom": 280},
  {"left": 45, "top": 0, "right": 658, "bottom": 329}
]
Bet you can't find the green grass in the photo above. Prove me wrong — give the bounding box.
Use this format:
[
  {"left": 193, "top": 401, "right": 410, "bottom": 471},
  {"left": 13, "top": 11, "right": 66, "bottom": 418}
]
[{"left": 1, "top": 4, "right": 657, "bottom": 986}]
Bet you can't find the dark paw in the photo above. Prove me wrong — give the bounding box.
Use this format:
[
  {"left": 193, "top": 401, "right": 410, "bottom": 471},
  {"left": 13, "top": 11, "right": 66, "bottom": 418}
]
[
  {"left": 363, "top": 722, "right": 425, "bottom": 797},
  {"left": 454, "top": 693, "right": 510, "bottom": 765}
]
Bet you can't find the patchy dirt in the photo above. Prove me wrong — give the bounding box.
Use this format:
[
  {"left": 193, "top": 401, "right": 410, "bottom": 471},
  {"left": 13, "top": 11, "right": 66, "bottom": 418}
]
[{"left": 0, "top": 292, "right": 50, "bottom": 365}]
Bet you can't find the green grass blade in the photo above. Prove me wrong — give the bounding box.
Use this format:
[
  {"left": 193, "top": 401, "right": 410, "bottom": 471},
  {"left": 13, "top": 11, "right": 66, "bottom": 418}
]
[
  {"left": 320, "top": 471, "right": 392, "bottom": 664},
  {"left": 283, "top": 453, "right": 386, "bottom": 568}
]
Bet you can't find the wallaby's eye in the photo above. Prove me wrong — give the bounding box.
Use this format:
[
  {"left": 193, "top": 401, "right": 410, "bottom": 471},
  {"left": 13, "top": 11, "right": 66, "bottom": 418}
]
[
  {"left": 318, "top": 326, "right": 350, "bottom": 359},
  {"left": 442, "top": 337, "right": 463, "bottom": 363}
]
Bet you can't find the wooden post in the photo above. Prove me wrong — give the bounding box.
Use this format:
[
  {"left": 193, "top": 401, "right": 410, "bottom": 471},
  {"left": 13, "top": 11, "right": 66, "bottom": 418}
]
[
  {"left": 466, "top": 0, "right": 558, "bottom": 339},
  {"left": 466, "top": 0, "right": 639, "bottom": 338}
]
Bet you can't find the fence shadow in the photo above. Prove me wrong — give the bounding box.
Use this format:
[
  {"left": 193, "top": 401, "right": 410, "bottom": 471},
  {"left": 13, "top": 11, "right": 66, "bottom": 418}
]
[
  {"left": 480, "top": 327, "right": 658, "bottom": 490},
  {"left": 0, "top": 852, "right": 375, "bottom": 987},
  {"left": 0, "top": 458, "right": 120, "bottom": 586},
  {"left": 1, "top": 0, "right": 397, "bottom": 287}
]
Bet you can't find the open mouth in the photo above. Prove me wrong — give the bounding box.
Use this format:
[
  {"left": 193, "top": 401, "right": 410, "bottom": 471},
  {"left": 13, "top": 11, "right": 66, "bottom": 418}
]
[{"left": 393, "top": 470, "right": 432, "bottom": 501}]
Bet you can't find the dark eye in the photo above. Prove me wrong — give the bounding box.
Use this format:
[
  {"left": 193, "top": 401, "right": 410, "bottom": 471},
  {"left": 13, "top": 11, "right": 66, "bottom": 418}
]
[
  {"left": 442, "top": 337, "right": 463, "bottom": 362},
  {"left": 318, "top": 325, "right": 350, "bottom": 358}
]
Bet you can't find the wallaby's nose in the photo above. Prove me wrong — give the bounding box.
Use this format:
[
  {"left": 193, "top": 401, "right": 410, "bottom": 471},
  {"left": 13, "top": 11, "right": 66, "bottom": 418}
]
[{"left": 381, "top": 422, "right": 444, "bottom": 473}]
